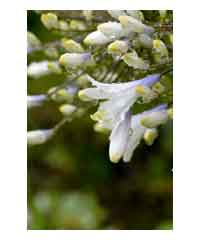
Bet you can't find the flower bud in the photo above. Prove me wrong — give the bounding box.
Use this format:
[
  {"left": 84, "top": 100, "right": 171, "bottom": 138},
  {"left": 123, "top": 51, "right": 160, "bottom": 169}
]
[
  {"left": 59, "top": 53, "right": 91, "bottom": 68},
  {"left": 135, "top": 85, "right": 157, "bottom": 102},
  {"left": 59, "top": 104, "right": 77, "bottom": 116},
  {"left": 27, "top": 32, "right": 41, "bottom": 53},
  {"left": 140, "top": 111, "right": 168, "bottom": 128},
  {"left": 119, "top": 15, "right": 154, "bottom": 35},
  {"left": 48, "top": 87, "right": 76, "bottom": 103},
  {"left": 58, "top": 20, "right": 69, "bottom": 31},
  {"left": 61, "top": 38, "right": 84, "bottom": 53},
  {"left": 27, "top": 95, "right": 46, "bottom": 109},
  {"left": 84, "top": 31, "right": 111, "bottom": 45},
  {"left": 153, "top": 39, "right": 169, "bottom": 63},
  {"left": 69, "top": 20, "right": 87, "bottom": 31},
  {"left": 27, "top": 129, "right": 53, "bottom": 145},
  {"left": 98, "top": 22, "right": 124, "bottom": 39},
  {"left": 152, "top": 82, "right": 165, "bottom": 94},
  {"left": 122, "top": 51, "right": 149, "bottom": 70},
  {"left": 107, "top": 40, "right": 128, "bottom": 56},
  {"left": 143, "top": 128, "right": 158, "bottom": 146},
  {"left": 44, "top": 47, "right": 59, "bottom": 59},
  {"left": 107, "top": 10, "right": 127, "bottom": 19},
  {"left": 41, "top": 13, "right": 58, "bottom": 30},
  {"left": 167, "top": 108, "right": 173, "bottom": 119}
]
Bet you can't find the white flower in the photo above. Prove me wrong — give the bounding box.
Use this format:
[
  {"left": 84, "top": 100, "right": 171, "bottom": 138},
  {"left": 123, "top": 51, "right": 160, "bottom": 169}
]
[
  {"left": 79, "top": 74, "right": 161, "bottom": 127},
  {"left": 27, "top": 129, "right": 54, "bottom": 146},
  {"left": 27, "top": 94, "right": 46, "bottom": 109},
  {"left": 83, "top": 31, "right": 111, "bottom": 45}
]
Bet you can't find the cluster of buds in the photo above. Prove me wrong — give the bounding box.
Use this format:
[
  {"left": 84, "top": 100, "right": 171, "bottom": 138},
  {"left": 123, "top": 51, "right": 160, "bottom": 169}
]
[{"left": 27, "top": 10, "right": 173, "bottom": 164}]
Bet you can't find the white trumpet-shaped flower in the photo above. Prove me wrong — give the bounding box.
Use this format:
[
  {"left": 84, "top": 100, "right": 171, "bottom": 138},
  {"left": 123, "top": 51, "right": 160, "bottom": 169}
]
[{"left": 79, "top": 73, "right": 161, "bottom": 127}]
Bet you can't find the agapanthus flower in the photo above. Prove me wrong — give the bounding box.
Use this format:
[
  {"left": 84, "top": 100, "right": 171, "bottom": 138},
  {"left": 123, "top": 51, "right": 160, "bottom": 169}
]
[{"left": 79, "top": 73, "right": 161, "bottom": 127}]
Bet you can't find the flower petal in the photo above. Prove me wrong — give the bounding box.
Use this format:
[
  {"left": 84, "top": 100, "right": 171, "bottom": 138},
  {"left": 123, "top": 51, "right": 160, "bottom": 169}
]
[{"left": 109, "top": 111, "right": 131, "bottom": 163}]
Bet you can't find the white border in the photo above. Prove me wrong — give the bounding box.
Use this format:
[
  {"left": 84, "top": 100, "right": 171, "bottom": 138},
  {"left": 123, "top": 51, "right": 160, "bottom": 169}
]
[{"left": 2, "top": 0, "right": 200, "bottom": 240}]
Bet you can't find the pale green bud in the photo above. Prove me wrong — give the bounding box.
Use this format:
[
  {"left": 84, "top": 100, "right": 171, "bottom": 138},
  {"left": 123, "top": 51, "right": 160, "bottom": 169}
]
[
  {"left": 140, "top": 111, "right": 169, "bottom": 128},
  {"left": 44, "top": 47, "right": 59, "bottom": 59},
  {"left": 152, "top": 82, "right": 165, "bottom": 94},
  {"left": 41, "top": 13, "right": 58, "bottom": 30},
  {"left": 59, "top": 104, "right": 77, "bottom": 116},
  {"left": 143, "top": 128, "right": 158, "bottom": 146},
  {"left": 27, "top": 31, "right": 41, "bottom": 52},
  {"left": 167, "top": 108, "right": 173, "bottom": 119},
  {"left": 153, "top": 39, "right": 169, "bottom": 63},
  {"left": 47, "top": 61, "right": 62, "bottom": 74},
  {"left": 122, "top": 50, "right": 149, "bottom": 70},
  {"left": 82, "top": 10, "right": 93, "bottom": 21},
  {"left": 48, "top": 87, "right": 75, "bottom": 103},
  {"left": 58, "top": 20, "right": 69, "bottom": 31},
  {"left": 135, "top": 85, "right": 158, "bottom": 102},
  {"left": 61, "top": 38, "right": 84, "bottom": 53},
  {"left": 76, "top": 74, "right": 92, "bottom": 88},
  {"left": 69, "top": 20, "right": 87, "bottom": 31},
  {"left": 27, "top": 129, "right": 53, "bottom": 145},
  {"left": 107, "top": 40, "right": 128, "bottom": 56},
  {"left": 119, "top": 15, "right": 154, "bottom": 35},
  {"left": 59, "top": 53, "right": 91, "bottom": 68}
]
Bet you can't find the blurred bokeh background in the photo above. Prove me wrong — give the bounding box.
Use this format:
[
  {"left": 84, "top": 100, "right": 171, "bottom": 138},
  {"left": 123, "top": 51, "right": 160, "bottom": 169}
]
[{"left": 27, "top": 10, "right": 173, "bottom": 230}]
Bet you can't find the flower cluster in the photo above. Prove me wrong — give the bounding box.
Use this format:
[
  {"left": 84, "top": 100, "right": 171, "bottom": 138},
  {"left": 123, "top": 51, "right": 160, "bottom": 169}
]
[{"left": 27, "top": 10, "right": 173, "bottom": 164}]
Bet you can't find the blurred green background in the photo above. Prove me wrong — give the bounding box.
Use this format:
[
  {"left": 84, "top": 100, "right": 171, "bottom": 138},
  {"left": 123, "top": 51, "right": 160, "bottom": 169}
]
[{"left": 27, "top": 10, "right": 173, "bottom": 230}]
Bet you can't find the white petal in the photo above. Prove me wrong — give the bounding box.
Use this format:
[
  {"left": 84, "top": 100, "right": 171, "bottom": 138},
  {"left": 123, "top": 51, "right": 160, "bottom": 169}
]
[
  {"left": 123, "top": 116, "right": 146, "bottom": 162},
  {"left": 109, "top": 111, "right": 131, "bottom": 163},
  {"left": 98, "top": 87, "right": 139, "bottom": 123},
  {"left": 78, "top": 88, "right": 112, "bottom": 101}
]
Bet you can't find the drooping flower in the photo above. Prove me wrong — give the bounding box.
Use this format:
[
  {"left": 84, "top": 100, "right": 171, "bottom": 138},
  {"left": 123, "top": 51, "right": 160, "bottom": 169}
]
[
  {"left": 83, "top": 31, "right": 111, "bottom": 46},
  {"left": 108, "top": 104, "right": 168, "bottom": 163}
]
